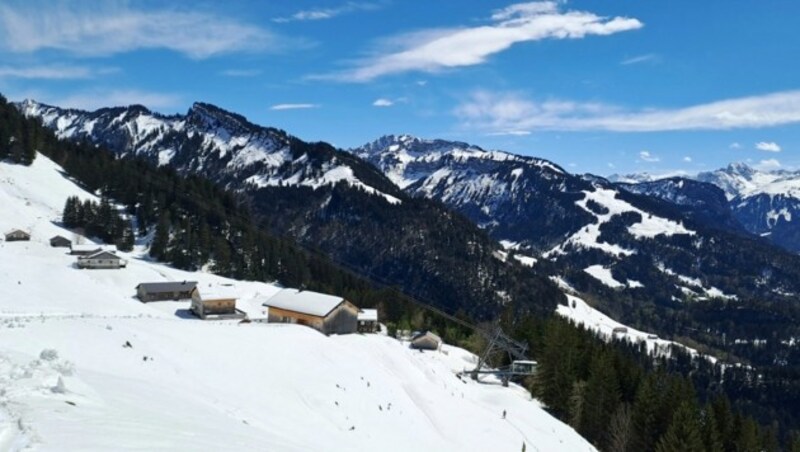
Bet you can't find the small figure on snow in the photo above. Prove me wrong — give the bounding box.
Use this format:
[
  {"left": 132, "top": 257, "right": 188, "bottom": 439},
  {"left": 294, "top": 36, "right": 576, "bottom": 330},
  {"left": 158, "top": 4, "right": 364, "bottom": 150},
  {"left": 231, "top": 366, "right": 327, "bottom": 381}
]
[{"left": 502, "top": 410, "right": 506, "bottom": 419}]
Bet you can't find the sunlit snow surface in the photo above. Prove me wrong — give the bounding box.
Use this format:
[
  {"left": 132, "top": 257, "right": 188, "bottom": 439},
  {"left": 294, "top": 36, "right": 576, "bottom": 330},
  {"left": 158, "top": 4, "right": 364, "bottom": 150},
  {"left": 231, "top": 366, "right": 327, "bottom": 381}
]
[{"left": 0, "top": 155, "right": 592, "bottom": 451}]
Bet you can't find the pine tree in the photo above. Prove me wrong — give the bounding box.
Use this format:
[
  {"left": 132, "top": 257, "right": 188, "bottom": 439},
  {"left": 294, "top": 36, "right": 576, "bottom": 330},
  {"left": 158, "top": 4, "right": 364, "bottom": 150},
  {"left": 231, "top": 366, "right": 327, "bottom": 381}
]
[
  {"left": 117, "top": 220, "right": 135, "bottom": 252},
  {"left": 736, "top": 417, "right": 761, "bottom": 452},
  {"left": 580, "top": 350, "right": 620, "bottom": 447},
  {"left": 654, "top": 402, "right": 704, "bottom": 452},
  {"left": 607, "top": 403, "right": 633, "bottom": 452},
  {"left": 700, "top": 404, "right": 724, "bottom": 452},
  {"left": 150, "top": 213, "right": 171, "bottom": 259}
]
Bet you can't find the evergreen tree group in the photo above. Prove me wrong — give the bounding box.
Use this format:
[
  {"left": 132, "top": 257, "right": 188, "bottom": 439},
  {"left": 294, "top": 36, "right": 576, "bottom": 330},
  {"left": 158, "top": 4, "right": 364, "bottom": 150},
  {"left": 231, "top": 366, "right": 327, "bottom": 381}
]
[{"left": 62, "top": 196, "right": 134, "bottom": 251}]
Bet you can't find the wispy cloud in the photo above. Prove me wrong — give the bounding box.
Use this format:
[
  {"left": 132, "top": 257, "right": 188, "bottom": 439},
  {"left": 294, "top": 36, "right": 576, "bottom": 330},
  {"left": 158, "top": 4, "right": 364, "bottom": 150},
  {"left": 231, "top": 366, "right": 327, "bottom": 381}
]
[
  {"left": 454, "top": 89, "right": 800, "bottom": 132},
  {"left": 0, "top": 2, "right": 282, "bottom": 59},
  {"left": 372, "top": 98, "right": 394, "bottom": 107},
  {"left": 683, "top": 156, "right": 693, "bottom": 163},
  {"left": 270, "top": 103, "right": 320, "bottom": 110},
  {"left": 639, "top": 151, "right": 660, "bottom": 162},
  {"left": 729, "top": 142, "right": 742, "bottom": 149},
  {"left": 755, "top": 158, "right": 781, "bottom": 171},
  {"left": 273, "top": 2, "right": 383, "bottom": 23},
  {"left": 620, "top": 53, "right": 659, "bottom": 65},
  {"left": 220, "top": 69, "right": 261, "bottom": 77},
  {"left": 486, "top": 130, "right": 532, "bottom": 136},
  {"left": 755, "top": 141, "right": 781, "bottom": 152},
  {"left": 0, "top": 65, "right": 117, "bottom": 80},
  {"left": 316, "top": 1, "right": 643, "bottom": 82},
  {"left": 39, "top": 89, "right": 183, "bottom": 111}
]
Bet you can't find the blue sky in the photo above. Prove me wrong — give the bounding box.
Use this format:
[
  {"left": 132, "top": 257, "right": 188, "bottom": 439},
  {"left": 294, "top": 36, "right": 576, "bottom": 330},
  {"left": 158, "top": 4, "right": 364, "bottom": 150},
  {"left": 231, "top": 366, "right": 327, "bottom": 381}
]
[{"left": 1, "top": 0, "right": 798, "bottom": 176}]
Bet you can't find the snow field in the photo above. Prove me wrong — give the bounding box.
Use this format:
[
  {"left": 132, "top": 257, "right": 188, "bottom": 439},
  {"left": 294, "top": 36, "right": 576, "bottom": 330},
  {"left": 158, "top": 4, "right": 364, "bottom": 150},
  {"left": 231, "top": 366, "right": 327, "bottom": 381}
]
[{"left": 0, "top": 155, "right": 593, "bottom": 451}]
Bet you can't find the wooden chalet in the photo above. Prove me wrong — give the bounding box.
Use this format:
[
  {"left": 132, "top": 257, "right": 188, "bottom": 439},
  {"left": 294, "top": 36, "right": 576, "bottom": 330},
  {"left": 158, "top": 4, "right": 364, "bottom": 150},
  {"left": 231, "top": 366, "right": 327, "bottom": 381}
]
[
  {"left": 357, "top": 309, "right": 379, "bottom": 333},
  {"left": 136, "top": 281, "right": 197, "bottom": 302},
  {"left": 4, "top": 229, "right": 30, "bottom": 242},
  {"left": 76, "top": 250, "right": 127, "bottom": 269},
  {"left": 191, "top": 285, "right": 244, "bottom": 320},
  {"left": 262, "top": 288, "right": 359, "bottom": 335},
  {"left": 49, "top": 235, "right": 72, "bottom": 248},
  {"left": 410, "top": 331, "right": 442, "bottom": 351}
]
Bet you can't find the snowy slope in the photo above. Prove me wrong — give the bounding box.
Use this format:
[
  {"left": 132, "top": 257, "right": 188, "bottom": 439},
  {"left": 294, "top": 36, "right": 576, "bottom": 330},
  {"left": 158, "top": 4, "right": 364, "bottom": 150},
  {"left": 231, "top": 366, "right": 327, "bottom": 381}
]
[
  {"left": 0, "top": 155, "right": 593, "bottom": 451},
  {"left": 555, "top": 293, "right": 716, "bottom": 363}
]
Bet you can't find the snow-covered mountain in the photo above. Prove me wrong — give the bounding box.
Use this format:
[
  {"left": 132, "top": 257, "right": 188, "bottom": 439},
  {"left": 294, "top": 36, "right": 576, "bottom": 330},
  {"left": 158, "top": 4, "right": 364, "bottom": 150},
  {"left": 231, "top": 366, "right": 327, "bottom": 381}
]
[
  {"left": 351, "top": 135, "right": 800, "bottom": 317},
  {"left": 615, "top": 162, "right": 800, "bottom": 252},
  {"left": 17, "top": 99, "right": 402, "bottom": 204},
  {"left": 352, "top": 134, "right": 600, "bottom": 248},
  {"left": 0, "top": 154, "right": 595, "bottom": 451}
]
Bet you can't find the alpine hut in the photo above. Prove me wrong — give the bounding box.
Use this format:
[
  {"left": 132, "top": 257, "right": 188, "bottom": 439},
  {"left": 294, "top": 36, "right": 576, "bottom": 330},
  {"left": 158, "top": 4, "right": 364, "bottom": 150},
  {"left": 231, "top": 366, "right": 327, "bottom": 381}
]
[
  {"left": 190, "top": 285, "right": 244, "bottom": 320},
  {"left": 136, "top": 281, "right": 197, "bottom": 302},
  {"left": 357, "top": 309, "right": 379, "bottom": 333},
  {"left": 4, "top": 230, "right": 30, "bottom": 242},
  {"left": 262, "top": 288, "right": 359, "bottom": 335},
  {"left": 76, "top": 250, "right": 127, "bottom": 269},
  {"left": 49, "top": 235, "right": 72, "bottom": 248}
]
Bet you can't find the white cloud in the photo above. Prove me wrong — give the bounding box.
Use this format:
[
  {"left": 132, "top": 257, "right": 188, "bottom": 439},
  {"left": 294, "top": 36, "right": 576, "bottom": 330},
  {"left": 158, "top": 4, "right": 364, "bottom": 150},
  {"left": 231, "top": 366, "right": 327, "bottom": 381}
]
[
  {"left": 755, "top": 141, "right": 781, "bottom": 152},
  {"left": 220, "top": 69, "right": 261, "bottom": 77},
  {"left": 755, "top": 158, "right": 782, "bottom": 171},
  {"left": 273, "top": 2, "right": 382, "bottom": 23},
  {"left": 454, "top": 89, "right": 800, "bottom": 132},
  {"left": 729, "top": 142, "right": 742, "bottom": 149},
  {"left": 607, "top": 163, "right": 616, "bottom": 169},
  {"left": 48, "top": 89, "right": 182, "bottom": 111},
  {"left": 683, "top": 156, "right": 692, "bottom": 162},
  {"left": 0, "top": 3, "right": 280, "bottom": 59},
  {"left": 486, "top": 130, "right": 532, "bottom": 136},
  {"left": 372, "top": 98, "right": 394, "bottom": 107},
  {"left": 620, "top": 53, "right": 659, "bottom": 65},
  {"left": 317, "top": 1, "right": 642, "bottom": 82},
  {"left": 0, "top": 65, "right": 117, "bottom": 79},
  {"left": 639, "top": 151, "right": 660, "bottom": 162},
  {"left": 270, "top": 103, "right": 320, "bottom": 110}
]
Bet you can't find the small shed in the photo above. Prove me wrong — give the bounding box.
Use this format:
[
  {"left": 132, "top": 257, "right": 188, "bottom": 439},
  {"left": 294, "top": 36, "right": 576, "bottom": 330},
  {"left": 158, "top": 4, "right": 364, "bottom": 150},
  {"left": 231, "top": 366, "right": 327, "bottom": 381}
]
[
  {"left": 191, "top": 285, "right": 244, "bottom": 320},
  {"left": 262, "top": 288, "right": 359, "bottom": 335},
  {"left": 612, "top": 326, "right": 628, "bottom": 335},
  {"left": 5, "top": 230, "right": 30, "bottom": 242},
  {"left": 50, "top": 235, "right": 72, "bottom": 248},
  {"left": 136, "top": 281, "right": 198, "bottom": 302},
  {"left": 357, "top": 309, "right": 379, "bottom": 333},
  {"left": 76, "top": 250, "right": 127, "bottom": 269},
  {"left": 410, "top": 331, "right": 442, "bottom": 351}
]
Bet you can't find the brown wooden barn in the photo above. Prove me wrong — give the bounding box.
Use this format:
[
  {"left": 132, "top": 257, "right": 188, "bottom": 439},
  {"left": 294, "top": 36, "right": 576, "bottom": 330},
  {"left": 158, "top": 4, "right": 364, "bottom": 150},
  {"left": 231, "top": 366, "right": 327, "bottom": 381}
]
[
  {"left": 191, "top": 285, "right": 244, "bottom": 320},
  {"left": 262, "top": 289, "right": 359, "bottom": 335},
  {"left": 50, "top": 235, "right": 72, "bottom": 248},
  {"left": 136, "top": 281, "right": 197, "bottom": 302},
  {"left": 4, "top": 229, "right": 30, "bottom": 242}
]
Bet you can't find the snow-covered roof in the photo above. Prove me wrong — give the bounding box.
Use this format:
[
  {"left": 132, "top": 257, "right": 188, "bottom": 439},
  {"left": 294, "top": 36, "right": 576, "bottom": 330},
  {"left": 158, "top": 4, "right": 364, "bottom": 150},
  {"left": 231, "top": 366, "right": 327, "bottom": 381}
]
[
  {"left": 137, "top": 281, "right": 197, "bottom": 293},
  {"left": 237, "top": 298, "right": 270, "bottom": 320},
  {"left": 262, "top": 288, "right": 345, "bottom": 317},
  {"left": 194, "top": 284, "right": 238, "bottom": 301},
  {"left": 71, "top": 244, "right": 116, "bottom": 253},
  {"left": 358, "top": 309, "right": 378, "bottom": 322},
  {"left": 80, "top": 250, "right": 123, "bottom": 260}
]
